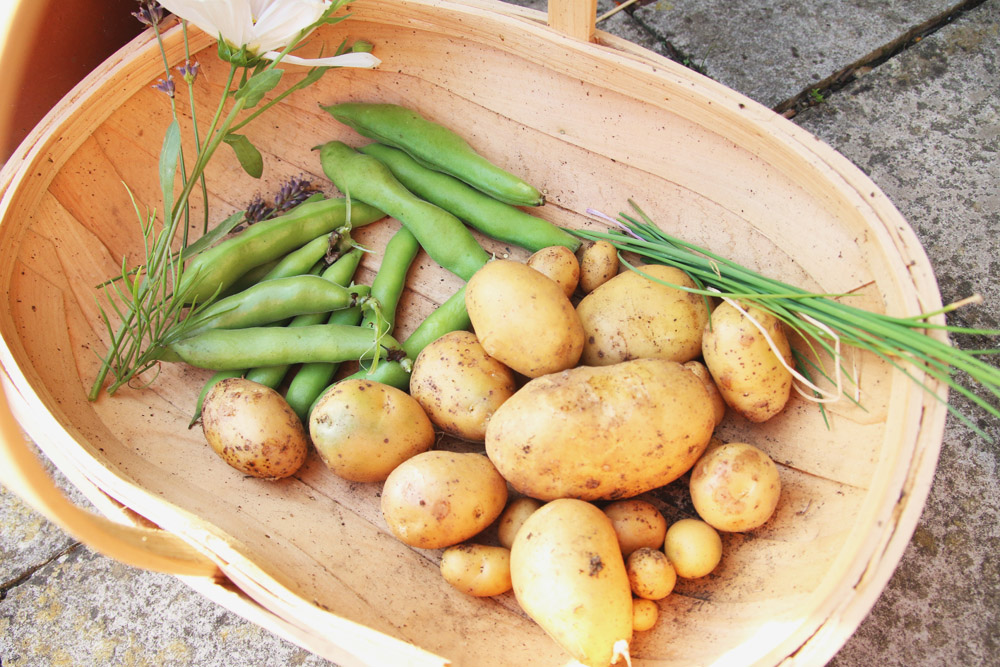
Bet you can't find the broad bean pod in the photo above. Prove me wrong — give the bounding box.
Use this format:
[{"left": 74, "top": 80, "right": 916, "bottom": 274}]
[
  {"left": 179, "top": 197, "right": 383, "bottom": 304},
  {"left": 360, "top": 143, "right": 578, "bottom": 253},
  {"left": 362, "top": 225, "right": 419, "bottom": 337},
  {"left": 179, "top": 275, "right": 367, "bottom": 340},
  {"left": 319, "top": 141, "right": 489, "bottom": 282},
  {"left": 167, "top": 324, "right": 402, "bottom": 371},
  {"left": 323, "top": 102, "right": 544, "bottom": 207}
]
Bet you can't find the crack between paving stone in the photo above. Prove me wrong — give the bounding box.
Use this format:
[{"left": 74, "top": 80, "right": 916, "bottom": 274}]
[
  {"left": 773, "top": 0, "right": 990, "bottom": 118},
  {"left": 0, "top": 542, "right": 82, "bottom": 601}
]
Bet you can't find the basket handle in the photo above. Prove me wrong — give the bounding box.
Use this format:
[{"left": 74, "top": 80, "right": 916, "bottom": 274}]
[
  {"left": 0, "top": 385, "right": 220, "bottom": 578},
  {"left": 548, "top": 0, "right": 598, "bottom": 41}
]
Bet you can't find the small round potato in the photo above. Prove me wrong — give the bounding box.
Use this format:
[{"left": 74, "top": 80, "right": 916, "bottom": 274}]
[
  {"left": 201, "top": 377, "right": 308, "bottom": 480},
  {"left": 527, "top": 245, "right": 580, "bottom": 297},
  {"left": 410, "top": 331, "right": 517, "bottom": 441},
  {"left": 577, "top": 265, "right": 710, "bottom": 367},
  {"left": 578, "top": 240, "right": 619, "bottom": 293},
  {"left": 497, "top": 497, "right": 543, "bottom": 549},
  {"left": 632, "top": 598, "right": 660, "bottom": 632},
  {"left": 702, "top": 300, "right": 794, "bottom": 423},
  {"left": 381, "top": 451, "right": 508, "bottom": 549},
  {"left": 309, "top": 379, "right": 435, "bottom": 483},
  {"left": 683, "top": 360, "right": 727, "bottom": 427},
  {"left": 689, "top": 442, "right": 781, "bottom": 532},
  {"left": 466, "top": 259, "right": 585, "bottom": 378},
  {"left": 663, "top": 518, "right": 723, "bottom": 578},
  {"left": 440, "top": 544, "right": 513, "bottom": 597},
  {"left": 626, "top": 547, "right": 677, "bottom": 600},
  {"left": 603, "top": 499, "right": 668, "bottom": 557}
]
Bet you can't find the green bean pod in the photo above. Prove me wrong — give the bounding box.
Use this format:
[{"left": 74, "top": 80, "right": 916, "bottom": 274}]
[
  {"left": 402, "top": 285, "right": 472, "bottom": 359},
  {"left": 179, "top": 197, "right": 384, "bottom": 304},
  {"left": 360, "top": 143, "right": 577, "bottom": 253},
  {"left": 319, "top": 141, "right": 490, "bottom": 282},
  {"left": 245, "top": 248, "right": 368, "bottom": 396},
  {"left": 167, "top": 324, "right": 402, "bottom": 371},
  {"left": 322, "top": 102, "right": 544, "bottom": 207},
  {"left": 362, "top": 226, "right": 420, "bottom": 336},
  {"left": 284, "top": 304, "right": 365, "bottom": 422},
  {"left": 180, "top": 275, "right": 366, "bottom": 339}
]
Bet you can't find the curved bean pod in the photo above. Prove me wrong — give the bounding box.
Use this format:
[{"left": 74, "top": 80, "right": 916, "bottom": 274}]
[
  {"left": 323, "top": 102, "right": 544, "bottom": 207},
  {"left": 179, "top": 197, "right": 384, "bottom": 304},
  {"left": 319, "top": 141, "right": 490, "bottom": 282},
  {"left": 179, "top": 275, "right": 366, "bottom": 340},
  {"left": 360, "top": 143, "right": 577, "bottom": 253}
]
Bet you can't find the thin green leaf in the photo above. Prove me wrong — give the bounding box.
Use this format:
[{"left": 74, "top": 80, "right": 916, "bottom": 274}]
[
  {"left": 223, "top": 134, "right": 264, "bottom": 178},
  {"left": 158, "top": 120, "right": 182, "bottom": 220},
  {"left": 234, "top": 69, "right": 283, "bottom": 108}
]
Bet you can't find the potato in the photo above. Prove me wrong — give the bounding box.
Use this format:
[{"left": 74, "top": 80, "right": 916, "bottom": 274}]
[
  {"left": 702, "top": 300, "right": 794, "bottom": 422},
  {"left": 409, "top": 330, "right": 517, "bottom": 441},
  {"left": 497, "top": 496, "right": 543, "bottom": 549},
  {"left": 578, "top": 239, "right": 619, "bottom": 293},
  {"left": 603, "top": 499, "right": 668, "bottom": 557},
  {"left": 308, "top": 379, "right": 435, "bottom": 482},
  {"left": 663, "top": 518, "right": 723, "bottom": 578},
  {"left": 201, "top": 378, "right": 307, "bottom": 480},
  {"left": 440, "top": 544, "right": 512, "bottom": 597},
  {"left": 683, "top": 360, "right": 727, "bottom": 426},
  {"left": 632, "top": 598, "right": 659, "bottom": 633},
  {"left": 466, "top": 259, "right": 584, "bottom": 378},
  {"left": 689, "top": 442, "right": 781, "bottom": 532},
  {"left": 511, "top": 499, "right": 633, "bottom": 667},
  {"left": 577, "top": 265, "right": 710, "bottom": 366},
  {"left": 381, "top": 451, "right": 508, "bottom": 549},
  {"left": 527, "top": 245, "right": 580, "bottom": 297},
  {"left": 486, "top": 358, "right": 715, "bottom": 501},
  {"left": 626, "top": 547, "right": 677, "bottom": 600}
]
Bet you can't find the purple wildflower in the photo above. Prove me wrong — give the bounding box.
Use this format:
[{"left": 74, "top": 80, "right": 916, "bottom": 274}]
[
  {"left": 176, "top": 60, "right": 200, "bottom": 84},
  {"left": 133, "top": 1, "right": 165, "bottom": 27},
  {"left": 152, "top": 75, "right": 175, "bottom": 98}
]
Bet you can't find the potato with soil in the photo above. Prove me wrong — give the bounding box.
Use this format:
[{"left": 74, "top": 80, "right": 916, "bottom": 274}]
[
  {"left": 201, "top": 377, "right": 308, "bottom": 479},
  {"left": 577, "top": 264, "right": 710, "bottom": 367},
  {"left": 702, "top": 300, "right": 794, "bottom": 422},
  {"left": 486, "top": 358, "right": 716, "bottom": 501},
  {"left": 409, "top": 330, "right": 517, "bottom": 441},
  {"left": 440, "top": 544, "right": 512, "bottom": 597},
  {"left": 689, "top": 442, "right": 781, "bottom": 532},
  {"left": 603, "top": 499, "right": 668, "bottom": 557},
  {"left": 511, "top": 499, "right": 633, "bottom": 667},
  {"left": 309, "top": 379, "right": 435, "bottom": 483},
  {"left": 578, "top": 239, "right": 619, "bottom": 293},
  {"left": 466, "top": 259, "right": 584, "bottom": 378},
  {"left": 497, "top": 496, "right": 543, "bottom": 549},
  {"left": 527, "top": 245, "right": 580, "bottom": 297},
  {"left": 381, "top": 451, "right": 508, "bottom": 549}
]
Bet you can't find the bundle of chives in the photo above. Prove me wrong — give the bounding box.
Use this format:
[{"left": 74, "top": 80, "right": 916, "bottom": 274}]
[{"left": 571, "top": 201, "right": 1000, "bottom": 442}]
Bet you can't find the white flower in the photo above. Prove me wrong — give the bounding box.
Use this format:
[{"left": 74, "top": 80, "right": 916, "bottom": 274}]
[{"left": 157, "top": 0, "right": 380, "bottom": 67}]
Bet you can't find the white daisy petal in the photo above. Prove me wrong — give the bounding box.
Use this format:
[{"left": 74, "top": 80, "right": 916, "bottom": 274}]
[{"left": 264, "top": 51, "right": 381, "bottom": 68}]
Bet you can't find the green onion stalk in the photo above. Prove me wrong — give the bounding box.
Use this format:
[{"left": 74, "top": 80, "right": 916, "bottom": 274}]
[{"left": 571, "top": 201, "right": 1000, "bottom": 442}]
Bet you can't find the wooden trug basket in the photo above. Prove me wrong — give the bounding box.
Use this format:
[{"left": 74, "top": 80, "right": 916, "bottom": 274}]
[{"left": 0, "top": 0, "right": 948, "bottom": 665}]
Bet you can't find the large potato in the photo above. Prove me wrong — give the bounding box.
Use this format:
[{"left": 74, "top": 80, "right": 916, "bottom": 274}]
[
  {"left": 577, "top": 264, "right": 710, "bottom": 366},
  {"left": 409, "top": 330, "right": 516, "bottom": 441},
  {"left": 486, "top": 359, "right": 716, "bottom": 501},
  {"left": 201, "top": 378, "right": 308, "bottom": 480},
  {"left": 511, "top": 499, "right": 633, "bottom": 667},
  {"left": 309, "top": 379, "right": 435, "bottom": 482},
  {"left": 381, "top": 451, "right": 508, "bottom": 549},
  {"left": 466, "top": 259, "right": 584, "bottom": 378},
  {"left": 689, "top": 442, "right": 781, "bottom": 532},
  {"left": 702, "top": 300, "right": 794, "bottom": 422}
]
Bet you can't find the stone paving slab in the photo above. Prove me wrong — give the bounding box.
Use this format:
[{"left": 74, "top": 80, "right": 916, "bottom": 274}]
[{"left": 2, "top": 1, "right": 998, "bottom": 665}]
